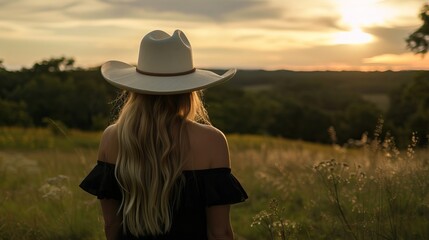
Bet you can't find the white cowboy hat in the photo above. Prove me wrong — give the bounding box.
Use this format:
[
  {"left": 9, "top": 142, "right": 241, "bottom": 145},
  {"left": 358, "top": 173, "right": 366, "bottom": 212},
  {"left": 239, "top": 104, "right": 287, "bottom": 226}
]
[{"left": 101, "top": 29, "right": 236, "bottom": 95}]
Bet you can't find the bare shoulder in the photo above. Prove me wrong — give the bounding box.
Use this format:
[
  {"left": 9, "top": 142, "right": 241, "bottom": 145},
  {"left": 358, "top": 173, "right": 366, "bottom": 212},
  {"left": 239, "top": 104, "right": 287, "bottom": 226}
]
[
  {"left": 186, "top": 121, "right": 230, "bottom": 169},
  {"left": 98, "top": 124, "right": 119, "bottom": 165},
  {"left": 187, "top": 121, "right": 226, "bottom": 141}
]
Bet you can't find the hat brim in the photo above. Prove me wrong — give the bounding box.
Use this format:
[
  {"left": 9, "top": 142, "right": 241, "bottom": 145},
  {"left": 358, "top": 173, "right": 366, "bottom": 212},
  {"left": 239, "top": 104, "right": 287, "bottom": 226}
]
[{"left": 101, "top": 61, "right": 236, "bottom": 95}]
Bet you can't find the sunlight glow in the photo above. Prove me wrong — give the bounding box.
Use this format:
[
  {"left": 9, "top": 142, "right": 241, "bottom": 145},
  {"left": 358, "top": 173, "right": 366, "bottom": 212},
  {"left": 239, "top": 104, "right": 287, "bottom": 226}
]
[
  {"left": 335, "top": 0, "right": 389, "bottom": 28},
  {"left": 332, "top": 28, "right": 374, "bottom": 45},
  {"left": 0, "top": 0, "right": 426, "bottom": 70},
  {"left": 330, "top": 0, "right": 387, "bottom": 45}
]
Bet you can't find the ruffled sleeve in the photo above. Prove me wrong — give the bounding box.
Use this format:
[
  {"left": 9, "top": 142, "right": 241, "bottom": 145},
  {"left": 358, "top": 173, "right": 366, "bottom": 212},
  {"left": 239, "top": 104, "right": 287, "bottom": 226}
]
[
  {"left": 200, "top": 168, "right": 248, "bottom": 207},
  {"left": 79, "top": 161, "right": 122, "bottom": 200}
]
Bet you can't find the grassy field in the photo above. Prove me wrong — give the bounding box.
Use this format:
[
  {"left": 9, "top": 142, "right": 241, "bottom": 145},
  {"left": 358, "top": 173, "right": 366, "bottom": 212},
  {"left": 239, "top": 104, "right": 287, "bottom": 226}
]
[{"left": 0, "top": 127, "right": 428, "bottom": 240}]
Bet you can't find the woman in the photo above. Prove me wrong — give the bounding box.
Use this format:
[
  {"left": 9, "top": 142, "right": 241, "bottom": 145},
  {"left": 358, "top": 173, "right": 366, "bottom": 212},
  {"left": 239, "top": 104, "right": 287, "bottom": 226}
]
[{"left": 80, "top": 29, "right": 248, "bottom": 240}]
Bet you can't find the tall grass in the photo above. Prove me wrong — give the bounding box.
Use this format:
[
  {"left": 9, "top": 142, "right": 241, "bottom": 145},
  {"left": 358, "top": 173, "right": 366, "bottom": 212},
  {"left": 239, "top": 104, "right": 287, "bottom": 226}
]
[
  {"left": 0, "top": 127, "right": 102, "bottom": 240},
  {"left": 250, "top": 122, "right": 429, "bottom": 240},
  {"left": 0, "top": 127, "right": 428, "bottom": 239}
]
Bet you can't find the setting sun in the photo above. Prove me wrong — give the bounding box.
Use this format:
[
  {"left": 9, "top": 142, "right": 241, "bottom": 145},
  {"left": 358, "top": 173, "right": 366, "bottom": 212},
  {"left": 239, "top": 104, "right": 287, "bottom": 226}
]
[
  {"left": 330, "top": 0, "right": 390, "bottom": 46},
  {"left": 332, "top": 28, "right": 375, "bottom": 45}
]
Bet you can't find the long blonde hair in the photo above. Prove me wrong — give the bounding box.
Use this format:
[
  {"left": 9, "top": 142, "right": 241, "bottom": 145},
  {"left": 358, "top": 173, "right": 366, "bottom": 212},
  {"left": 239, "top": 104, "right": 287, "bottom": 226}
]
[{"left": 114, "top": 91, "right": 209, "bottom": 236}]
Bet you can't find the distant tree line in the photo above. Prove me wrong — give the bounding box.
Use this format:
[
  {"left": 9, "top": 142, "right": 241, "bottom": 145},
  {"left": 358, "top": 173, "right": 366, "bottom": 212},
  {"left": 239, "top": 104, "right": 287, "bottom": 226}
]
[
  {"left": 0, "top": 57, "right": 428, "bottom": 147},
  {"left": 0, "top": 57, "right": 116, "bottom": 130},
  {"left": 205, "top": 72, "right": 429, "bottom": 147}
]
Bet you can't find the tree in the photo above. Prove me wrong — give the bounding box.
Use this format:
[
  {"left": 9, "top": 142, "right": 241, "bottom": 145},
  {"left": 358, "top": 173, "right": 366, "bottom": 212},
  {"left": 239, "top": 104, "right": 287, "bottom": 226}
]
[
  {"left": 28, "top": 57, "right": 75, "bottom": 74},
  {"left": 406, "top": 3, "right": 429, "bottom": 55},
  {"left": 0, "top": 100, "right": 32, "bottom": 126},
  {"left": 387, "top": 72, "right": 429, "bottom": 147},
  {"left": 339, "top": 101, "right": 380, "bottom": 142}
]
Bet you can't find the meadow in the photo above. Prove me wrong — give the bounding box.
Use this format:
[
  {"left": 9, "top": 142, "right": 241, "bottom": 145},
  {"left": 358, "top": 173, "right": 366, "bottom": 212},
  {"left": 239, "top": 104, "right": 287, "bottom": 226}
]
[{"left": 0, "top": 126, "right": 428, "bottom": 240}]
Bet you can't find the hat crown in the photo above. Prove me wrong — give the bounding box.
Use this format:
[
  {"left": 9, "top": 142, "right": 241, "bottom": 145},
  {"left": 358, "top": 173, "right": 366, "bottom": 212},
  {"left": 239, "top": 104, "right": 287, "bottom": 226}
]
[{"left": 137, "top": 30, "right": 194, "bottom": 74}]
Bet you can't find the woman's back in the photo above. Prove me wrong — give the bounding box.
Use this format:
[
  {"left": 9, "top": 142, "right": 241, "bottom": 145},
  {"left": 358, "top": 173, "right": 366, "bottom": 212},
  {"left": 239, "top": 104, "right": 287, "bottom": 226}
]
[
  {"left": 81, "top": 120, "right": 247, "bottom": 239},
  {"left": 99, "top": 120, "right": 230, "bottom": 171}
]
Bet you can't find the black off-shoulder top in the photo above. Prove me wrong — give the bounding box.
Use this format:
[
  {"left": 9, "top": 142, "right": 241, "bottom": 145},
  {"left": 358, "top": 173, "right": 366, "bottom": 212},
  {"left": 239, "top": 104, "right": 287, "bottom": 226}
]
[{"left": 79, "top": 161, "right": 248, "bottom": 240}]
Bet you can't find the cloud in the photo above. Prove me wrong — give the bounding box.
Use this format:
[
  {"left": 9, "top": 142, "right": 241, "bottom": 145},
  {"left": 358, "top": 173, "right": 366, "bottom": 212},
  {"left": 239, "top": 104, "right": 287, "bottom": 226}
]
[
  {"left": 225, "top": 16, "right": 344, "bottom": 34},
  {"left": 58, "top": 0, "right": 341, "bottom": 30},
  {"left": 56, "top": 0, "right": 284, "bottom": 22},
  {"left": 363, "top": 53, "right": 416, "bottom": 64},
  {"left": 380, "top": 0, "right": 423, "bottom": 27},
  {"left": 0, "top": 25, "right": 14, "bottom": 32},
  {"left": 102, "top": 0, "right": 248, "bottom": 15},
  {"left": 0, "top": 0, "right": 79, "bottom": 22},
  {"left": 388, "top": 0, "right": 423, "bottom": 5},
  {"left": 222, "top": 2, "right": 285, "bottom": 22},
  {"left": 0, "top": 0, "right": 427, "bottom": 71},
  {"left": 362, "top": 53, "right": 429, "bottom": 70},
  {"left": 363, "top": 26, "right": 416, "bottom": 55},
  {"left": 238, "top": 26, "right": 417, "bottom": 70},
  {"left": 0, "top": 0, "right": 17, "bottom": 7}
]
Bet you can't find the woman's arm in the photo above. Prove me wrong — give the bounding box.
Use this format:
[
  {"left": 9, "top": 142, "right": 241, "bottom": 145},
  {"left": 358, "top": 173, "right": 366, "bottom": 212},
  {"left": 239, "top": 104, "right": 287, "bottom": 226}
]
[
  {"left": 98, "top": 125, "right": 121, "bottom": 239},
  {"left": 206, "top": 205, "right": 234, "bottom": 240},
  {"left": 205, "top": 127, "right": 234, "bottom": 239},
  {"left": 100, "top": 199, "right": 121, "bottom": 240}
]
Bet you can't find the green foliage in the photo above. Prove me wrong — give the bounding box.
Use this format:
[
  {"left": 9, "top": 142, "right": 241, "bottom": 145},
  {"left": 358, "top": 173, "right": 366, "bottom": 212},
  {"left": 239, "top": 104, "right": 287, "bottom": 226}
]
[
  {"left": 42, "top": 118, "right": 69, "bottom": 137},
  {"left": 0, "top": 127, "right": 100, "bottom": 150},
  {"left": 14, "top": 74, "right": 76, "bottom": 126},
  {"left": 253, "top": 129, "right": 429, "bottom": 240},
  {"left": 387, "top": 72, "right": 429, "bottom": 147},
  {"left": 1, "top": 57, "right": 116, "bottom": 130},
  {"left": 0, "top": 59, "right": 5, "bottom": 71},
  {"left": 335, "top": 101, "right": 380, "bottom": 143},
  {"left": 28, "top": 57, "right": 76, "bottom": 73},
  {"left": 0, "top": 129, "right": 428, "bottom": 239},
  {"left": 205, "top": 78, "right": 382, "bottom": 144},
  {"left": 251, "top": 199, "right": 300, "bottom": 239},
  {"left": 0, "top": 100, "right": 32, "bottom": 126},
  {"left": 406, "top": 3, "right": 429, "bottom": 55},
  {"left": 0, "top": 149, "right": 102, "bottom": 240},
  {"left": 0, "top": 57, "right": 426, "bottom": 145}
]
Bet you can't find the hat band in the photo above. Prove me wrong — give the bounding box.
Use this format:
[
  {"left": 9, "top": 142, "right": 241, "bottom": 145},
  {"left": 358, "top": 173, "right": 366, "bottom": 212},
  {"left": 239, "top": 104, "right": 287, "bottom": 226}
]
[{"left": 136, "top": 68, "right": 196, "bottom": 76}]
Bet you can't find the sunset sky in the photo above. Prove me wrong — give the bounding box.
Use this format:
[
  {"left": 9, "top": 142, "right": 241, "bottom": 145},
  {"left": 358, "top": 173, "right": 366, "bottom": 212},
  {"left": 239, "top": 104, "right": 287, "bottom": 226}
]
[{"left": 0, "top": 0, "right": 428, "bottom": 71}]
